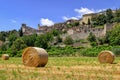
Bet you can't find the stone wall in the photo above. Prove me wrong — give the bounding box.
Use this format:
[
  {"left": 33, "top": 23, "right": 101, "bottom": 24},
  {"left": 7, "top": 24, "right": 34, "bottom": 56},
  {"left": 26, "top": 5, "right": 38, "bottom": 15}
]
[
  {"left": 22, "top": 22, "right": 114, "bottom": 41},
  {"left": 61, "top": 23, "right": 114, "bottom": 41},
  {"left": 22, "top": 24, "right": 44, "bottom": 35}
]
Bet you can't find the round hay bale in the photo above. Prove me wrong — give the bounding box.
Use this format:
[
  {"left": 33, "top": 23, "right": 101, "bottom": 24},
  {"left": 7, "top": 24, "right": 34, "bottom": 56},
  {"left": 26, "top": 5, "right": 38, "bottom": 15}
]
[
  {"left": 22, "top": 47, "right": 48, "bottom": 67},
  {"left": 2, "top": 54, "right": 9, "bottom": 60},
  {"left": 98, "top": 50, "right": 115, "bottom": 64}
]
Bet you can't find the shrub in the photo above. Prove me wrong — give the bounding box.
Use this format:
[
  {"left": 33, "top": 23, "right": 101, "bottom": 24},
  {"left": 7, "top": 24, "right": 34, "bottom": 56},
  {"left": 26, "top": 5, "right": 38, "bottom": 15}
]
[
  {"left": 80, "top": 45, "right": 113, "bottom": 57},
  {"left": 111, "top": 46, "right": 120, "bottom": 56},
  {"left": 64, "top": 36, "right": 73, "bottom": 45}
]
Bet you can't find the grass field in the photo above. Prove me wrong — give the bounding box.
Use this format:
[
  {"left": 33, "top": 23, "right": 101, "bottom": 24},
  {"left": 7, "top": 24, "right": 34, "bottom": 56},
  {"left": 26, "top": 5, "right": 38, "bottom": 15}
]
[{"left": 0, "top": 57, "right": 120, "bottom": 80}]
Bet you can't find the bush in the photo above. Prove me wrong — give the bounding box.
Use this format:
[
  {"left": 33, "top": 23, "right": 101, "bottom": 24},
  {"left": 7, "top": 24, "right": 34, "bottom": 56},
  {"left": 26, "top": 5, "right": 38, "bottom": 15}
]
[
  {"left": 47, "top": 46, "right": 79, "bottom": 57},
  {"left": 64, "top": 36, "right": 73, "bottom": 45},
  {"left": 80, "top": 45, "right": 113, "bottom": 57},
  {"left": 90, "top": 42, "right": 97, "bottom": 46},
  {"left": 111, "top": 46, "right": 120, "bottom": 56}
]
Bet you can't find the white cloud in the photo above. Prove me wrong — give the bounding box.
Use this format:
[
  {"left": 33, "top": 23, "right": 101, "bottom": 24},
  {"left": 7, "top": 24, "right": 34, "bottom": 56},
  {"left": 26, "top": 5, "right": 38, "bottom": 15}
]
[
  {"left": 40, "top": 18, "right": 54, "bottom": 26},
  {"left": 62, "top": 7, "right": 106, "bottom": 21},
  {"left": 75, "top": 7, "right": 95, "bottom": 15},
  {"left": 62, "top": 16, "right": 78, "bottom": 21},
  {"left": 74, "top": 7, "right": 95, "bottom": 18},
  {"left": 96, "top": 9, "right": 106, "bottom": 13},
  {"left": 11, "top": 20, "right": 17, "bottom": 23}
]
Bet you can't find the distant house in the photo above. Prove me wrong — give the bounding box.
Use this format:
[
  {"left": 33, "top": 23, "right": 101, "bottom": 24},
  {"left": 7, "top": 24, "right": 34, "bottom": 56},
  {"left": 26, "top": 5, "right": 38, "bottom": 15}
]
[
  {"left": 80, "top": 10, "right": 116, "bottom": 25},
  {"left": 80, "top": 13, "right": 97, "bottom": 25}
]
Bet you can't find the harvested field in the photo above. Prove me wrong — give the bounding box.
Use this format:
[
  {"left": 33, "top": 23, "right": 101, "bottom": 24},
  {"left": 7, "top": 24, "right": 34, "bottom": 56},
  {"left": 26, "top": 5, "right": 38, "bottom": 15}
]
[{"left": 0, "top": 57, "right": 120, "bottom": 80}]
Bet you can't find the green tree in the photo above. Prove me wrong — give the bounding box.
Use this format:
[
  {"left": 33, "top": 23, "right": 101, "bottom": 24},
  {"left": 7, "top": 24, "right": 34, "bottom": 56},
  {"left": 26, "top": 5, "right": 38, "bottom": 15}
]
[
  {"left": 106, "top": 9, "right": 114, "bottom": 23},
  {"left": 22, "top": 34, "right": 37, "bottom": 46},
  {"left": 0, "top": 44, "right": 7, "bottom": 51},
  {"left": 11, "top": 38, "right": 27, "bottom": 56},
  {"left": 114, "top": 9, "right": 120, "bottom": 22},
  {"left": 73, "top": 21, "right": 80, "bottom": 26},
  {"left": 35, "top": 35, "right": 49, "bottom": 49},
  {"left": 8, "top": 33, "right": 18, "bottom": 47},
  {"left": 56, "top": 35, "right": 62, "bottom": 43},
  {"left": 45, "top": 32, "right": 54, "bottom": 42},
  {"left": 97, "top": 14, "right": 106, "bottom": 25},
  {"left": 51, "top": 29, "right": 60, "bottom": 36},
  {"left": 64, "top": 36, "right": 73, "bottom": 45},
  {"left": 19, "top": 27, "right": 23, "bottom": 37},
  {"left": 91, "top": 14, "right": 106, "bottom": 26},
  {"left": 91, "top": 16, "right": 98, "bottom": 26},
  {"left": 0, "top": 31, "right": 6, "bottom": 41},
  {"left": 87, "top": 32, "right": 96, "bottom": 42},
  {"left": 108, "top": 23, "right": 120, "bottom": 45}
]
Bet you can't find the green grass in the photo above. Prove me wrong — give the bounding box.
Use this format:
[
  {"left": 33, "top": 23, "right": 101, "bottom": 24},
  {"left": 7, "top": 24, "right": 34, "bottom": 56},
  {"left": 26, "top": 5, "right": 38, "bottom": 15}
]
[
  {"left": 0, "top": 57, "right": 120, "bottom": 80},
  {"left": 0, "top": 57, "right": 22, "bottom": 65}
]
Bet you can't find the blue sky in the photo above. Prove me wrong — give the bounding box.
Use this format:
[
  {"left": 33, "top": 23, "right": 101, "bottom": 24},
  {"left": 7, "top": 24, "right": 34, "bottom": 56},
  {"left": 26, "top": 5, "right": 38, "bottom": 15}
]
[{"left": 0, "top": 0, "right": 120, "bottom": 31}]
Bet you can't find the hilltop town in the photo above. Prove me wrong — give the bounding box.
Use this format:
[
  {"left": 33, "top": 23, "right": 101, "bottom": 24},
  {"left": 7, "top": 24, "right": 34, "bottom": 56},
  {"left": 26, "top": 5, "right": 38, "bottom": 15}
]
[
  {"left": 0, "top": 9, "right": 120, "bottom": 48},
  {"left": 21, "top": 9, "right": 116, "bottom": 40}
]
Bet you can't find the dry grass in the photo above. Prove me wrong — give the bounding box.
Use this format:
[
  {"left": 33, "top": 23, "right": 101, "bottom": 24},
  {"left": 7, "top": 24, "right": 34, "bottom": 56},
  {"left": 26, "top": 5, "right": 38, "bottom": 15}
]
[
  {"left": 0, "top": 57, "right": 120, "bottom": 80},
  {"left": 2, "top": 54, "right": 9, "bottom": 60},
  {"left": 98, "top": 50, "right": 115, "bottom": 64},
  {"left": 22, "top": 47, "right": 48, "bottom": 67}
]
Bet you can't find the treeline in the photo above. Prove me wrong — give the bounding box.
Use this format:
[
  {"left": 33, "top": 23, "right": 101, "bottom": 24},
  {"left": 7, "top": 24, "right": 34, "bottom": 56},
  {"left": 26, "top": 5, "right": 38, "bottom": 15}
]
[
  {"left": 0, "top": 29, "right": 63, "bottom": 56},
  {"left": 91, "top": 8, "right": 120, "bottom": 26}
]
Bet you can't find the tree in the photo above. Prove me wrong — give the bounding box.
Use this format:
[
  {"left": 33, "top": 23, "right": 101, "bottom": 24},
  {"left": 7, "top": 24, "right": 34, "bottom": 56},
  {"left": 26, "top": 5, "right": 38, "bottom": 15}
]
[
  {"left": 114, "top": 9, "right": 120, "bottom": 22},
  {"left": 91, "top": 16, "right": 98, "bottom": 26},
  {"left": 51, "top": 29, "right": 60, "bottom": 36},
  {"left": 0, "top": 31, "right": 6, "bottom": 41},
  {"left": 87, "top": 32, "right": 97, "bottom": 46},
  {"left": 56, "top": 35, "right": 62, "bottom": 43},
  {"left": 22, "top": 34, "right": 37, "bottom": 46},
  {"left": 106, "top": 9, "right": 114, "bottom": 23},
  {"left": 87, "top": 18, "right": 91, "bottom": 25},
  {"left": 64, "top": 36, "right": 73, "bottom": 45},
  {"left": 108, "top": 23, "right": 120, "bottom": 45},
  {"left": 8, "top": 33, "right": 18, "bottom": 47},
  {"left": 97, "top": 14, "right": 106, "bottom": 25},
  {"left": 0, "top": 44, "right": 7, "bottom": 51},
  {"left": 87, "top": 32, "right": 96, "bottom": 42},
  {"left": 45, "top": 32, "right": 54, "bottom": 42},
  {"left": 91, "top": 14, "right": 106, "bottom": 26},
  {"left": 11, "top": 38, "right": 27, "bottom": 56},
  {"left": 73, "top": 21, "right": 80, "bottom": 26},
  {"left": 35, "top": 35, "right": 49, "bottom": 49},
  {"left": 19, "top": 27, "right": 23, "bottom": 37}
]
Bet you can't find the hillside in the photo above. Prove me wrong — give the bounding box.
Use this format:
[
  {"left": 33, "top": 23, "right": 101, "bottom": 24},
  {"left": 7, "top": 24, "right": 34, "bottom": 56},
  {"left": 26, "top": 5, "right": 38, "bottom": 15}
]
[{"left": 0, "top": 8, "right": 120, "bottom": 57}]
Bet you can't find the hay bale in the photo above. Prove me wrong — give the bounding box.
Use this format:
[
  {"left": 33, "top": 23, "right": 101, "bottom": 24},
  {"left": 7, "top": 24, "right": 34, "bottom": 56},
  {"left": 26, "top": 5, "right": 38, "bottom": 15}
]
[
  {"left": 98, "top": 50, "right": 115, "bottom": 64},
  {"left": 22, "top": 47, "right": 48, "bottom": 67},
  {"left": 2, "top": 54, "right": 9, "bottom": 60}
]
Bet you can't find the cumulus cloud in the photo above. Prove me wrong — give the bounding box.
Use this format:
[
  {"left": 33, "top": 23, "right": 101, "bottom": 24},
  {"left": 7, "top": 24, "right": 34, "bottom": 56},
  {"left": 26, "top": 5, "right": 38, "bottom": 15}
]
[
  {"left": 40, "top": 18, "right": 54, "bottom": 26},
  {"left": 62, "top": 7, "right": 105, "bottom": 21},
  {"left": 75, "top": 7, "right": 95, "bottom": 17},
  {"left": 62, "top": 16, "right": 78, "bottom": 21}
]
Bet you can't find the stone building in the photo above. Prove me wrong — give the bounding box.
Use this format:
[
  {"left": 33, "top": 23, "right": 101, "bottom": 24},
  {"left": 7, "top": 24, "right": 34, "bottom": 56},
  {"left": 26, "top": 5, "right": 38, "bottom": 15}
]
[
  {"left": 21, "top": 24, "right": 44, "bottom": 35},
  {"left": 80, "top": 13, "right": 97, "bottom": 24}
]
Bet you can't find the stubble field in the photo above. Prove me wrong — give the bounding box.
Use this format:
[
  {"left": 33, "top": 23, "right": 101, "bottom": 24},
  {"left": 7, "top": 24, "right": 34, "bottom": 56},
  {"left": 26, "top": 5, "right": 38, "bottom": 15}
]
[{"left": 0, "top": 57, "right": 120, "bottom": 80}]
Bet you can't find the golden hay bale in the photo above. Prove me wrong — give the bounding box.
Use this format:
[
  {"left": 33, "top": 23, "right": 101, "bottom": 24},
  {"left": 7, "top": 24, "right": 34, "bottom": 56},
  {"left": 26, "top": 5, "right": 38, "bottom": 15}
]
[
  {"left": 2, "top": 54, "right": 9, "bottom": 60},
  {"left": 98, "top": 50, "right": 115, "bottom": 64},
  {"left": 22, "top": 47, "right": 48, "bottom": 67}
]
